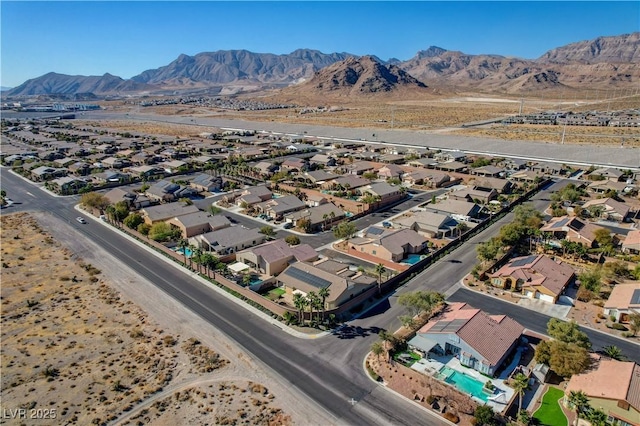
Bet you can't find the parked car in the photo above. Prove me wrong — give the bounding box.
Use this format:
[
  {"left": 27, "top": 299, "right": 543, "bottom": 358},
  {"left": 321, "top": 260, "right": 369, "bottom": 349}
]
[
  {"left": 76, "top": 217, "right": 87, "bottom": 224},
  {"left": 283, "top": 222, "right": 293, "bottom": 229}
]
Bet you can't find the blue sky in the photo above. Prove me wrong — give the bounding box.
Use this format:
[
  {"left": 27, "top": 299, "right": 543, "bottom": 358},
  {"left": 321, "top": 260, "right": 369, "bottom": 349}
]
[{"left": 1, "top": 1, "right": 638, "bottom": 87}]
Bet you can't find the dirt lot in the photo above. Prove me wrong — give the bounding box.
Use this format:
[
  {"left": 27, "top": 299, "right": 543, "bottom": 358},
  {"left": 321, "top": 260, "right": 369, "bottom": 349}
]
[{"left": 0, "top": 212, "right": 332, "bottom": 425}]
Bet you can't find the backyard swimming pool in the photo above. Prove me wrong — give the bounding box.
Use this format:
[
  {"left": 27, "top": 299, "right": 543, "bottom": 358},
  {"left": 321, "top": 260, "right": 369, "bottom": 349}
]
[
  {"left": 174, "top": 247, "right": 193, "bottom": 257},
  {"left": 402, "top": 254, "right": 425, "bottom": 265},
  {"left": 437, "top": 367, "right": 490, "bottom": 402}
]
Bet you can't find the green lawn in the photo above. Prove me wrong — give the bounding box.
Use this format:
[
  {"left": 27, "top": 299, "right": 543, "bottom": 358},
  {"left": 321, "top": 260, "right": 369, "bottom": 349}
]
[
  {"left": 533, "top": 386, "right": 568, "bottom": 426},
  {"left": 265, "top": 287, "right": 285, "bottom": 301}
]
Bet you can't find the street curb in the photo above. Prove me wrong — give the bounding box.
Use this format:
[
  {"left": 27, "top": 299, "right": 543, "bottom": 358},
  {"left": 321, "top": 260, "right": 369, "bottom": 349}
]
[
  {"left": 74, "top": 204, "right": 330, "bottom": 340},
  {"left": 460, "top": 274, "right": 640, "bottom": 347},
  {"left": 361, "top": 352, "right": 456, "bottom": 426},
  {"left": 6, "top": 167, "right": 69, "bottom": 198}
]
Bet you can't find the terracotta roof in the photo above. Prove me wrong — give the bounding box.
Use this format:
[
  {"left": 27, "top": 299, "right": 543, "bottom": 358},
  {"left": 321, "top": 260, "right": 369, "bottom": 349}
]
[
  {"left": 491, "top": 255, "right": 575, "bottom": 297},
  {"left": 623, "top": 230, "right": 640, "bottom": 251},
  {"left": 248, "top": 239, "right": 317, "bottom": 264},
  {"left": 566, "top": 360, "right": 640, "bottom": 412},
  {"left": 604, "top": 283, "right": 640, "bottom": 309},
  {"left": 418, "top": 303, "right": 524, "bottom": 366}
]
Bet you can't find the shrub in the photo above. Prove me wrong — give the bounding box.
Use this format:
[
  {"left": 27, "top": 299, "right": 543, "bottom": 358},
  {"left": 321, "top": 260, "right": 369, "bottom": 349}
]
[
  {"left": 611, "top": 323, "right": 628, "bottom": 331},
  {"left": 576, "top": 288, "right": 595, "bottom": 302},
  {"left": 427, "top": 395, "right": 437, "bottom": 404},
  {"left": 609, "top": 315, "right": 616, "bottom": 322},
  {"left": 443, "top": 412, "right": 460, "bottom": 423}
]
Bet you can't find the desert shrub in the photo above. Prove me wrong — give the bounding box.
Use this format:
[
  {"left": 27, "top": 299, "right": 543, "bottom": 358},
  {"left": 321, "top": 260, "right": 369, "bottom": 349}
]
[
  {"left": 610, "top": 323, "right": 628, "bottom": 331},
  {"left": 576, "top": 288, "right": 595, "bottom": 302},
  {"left": 443, "top": 412, "right": 460, "bottom": 423},
  {"left": 163, "top": 335, "right": 177, "bottom": 346},
  {"left": 427, "top": 395, "right": 437, "bottom": 404}
]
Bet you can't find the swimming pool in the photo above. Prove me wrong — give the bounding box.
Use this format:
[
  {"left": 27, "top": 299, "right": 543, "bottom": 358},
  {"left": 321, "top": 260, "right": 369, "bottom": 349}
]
[
  {"left": 402, "top": 254, "right": 425, "bottom": 265},
  {"left": 437, "top": 367, "right": 490, "bottom": 402},
  {"left": 174, "top": 247, "right": 193, "bottom": 257}
]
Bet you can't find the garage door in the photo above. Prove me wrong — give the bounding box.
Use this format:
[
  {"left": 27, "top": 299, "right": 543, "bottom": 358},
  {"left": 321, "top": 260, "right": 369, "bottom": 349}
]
[{"left": 540, "top": 294, "right": 555, "bottom": 303}]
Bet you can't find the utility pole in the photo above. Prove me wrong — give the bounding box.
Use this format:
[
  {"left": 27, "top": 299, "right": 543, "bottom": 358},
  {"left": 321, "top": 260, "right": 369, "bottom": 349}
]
[
  {"left": 561, "top": 121, "right": 567, "bottom": 145},
  {"left": 519, "top": 99, "right": 524, "bottom": 115}
]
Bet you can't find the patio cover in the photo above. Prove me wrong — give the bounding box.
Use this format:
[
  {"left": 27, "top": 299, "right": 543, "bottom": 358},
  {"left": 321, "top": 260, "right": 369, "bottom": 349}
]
[
  {"left": 408, "top": 334, "right": 438, "bottom": 353},
  {"left": 228, "top": 262, "right": 250, "bottom": 273}
]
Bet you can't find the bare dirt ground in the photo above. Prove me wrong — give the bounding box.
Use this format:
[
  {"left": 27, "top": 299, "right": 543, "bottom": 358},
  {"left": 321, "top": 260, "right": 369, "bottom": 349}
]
[
  {"left": 0, "top": 212, "right": 334, "bottom": 425},
  {"left": 100, "top": 93, "right": 639, "bottom": 145}
]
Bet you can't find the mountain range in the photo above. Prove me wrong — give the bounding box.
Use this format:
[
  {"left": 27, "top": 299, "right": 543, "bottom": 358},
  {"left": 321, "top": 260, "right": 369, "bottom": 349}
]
[{"left": 5, "top": 32, "right": 639, "bottom": 98}]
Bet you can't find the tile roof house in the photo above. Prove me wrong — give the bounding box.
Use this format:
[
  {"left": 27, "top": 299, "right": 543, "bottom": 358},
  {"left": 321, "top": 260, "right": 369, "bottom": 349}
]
[
  {"left": 190, "top": 227, "right": 265, "bottom": 256},
  {"left": 104, "top": 188, "right": 150, "bottom": 209},
  {"left": 449, "top": 187, "right": 498, "bottom": 204},
  {"left": 166, "top": 212, "right": 231, "bottom": 238},
  {"left": 403, "top": 170, "right": 455, "bottom": 188},
  {"left": 233, "top": 185, "right": 273, "bottom": 207},
  {"left": 622, "top": 230, "right": 640, "bottom": 254},
  {"left": 395, "top": 211, "right": 460, "bottom": 239},
  {"left": 470, "top": 165, "right": 504, "bottom": 177},
  {"left": 360, "top": 182, "right": 403, "bottom": 204},
  {"left": 146, "top": 180, "right": 197, "bottom": 203},
  {"left": 582, "top": 198, "right": 631, "bottom": 222},
  {"left": 469, "top": 176, "right": 513, "bottom": 194},
  {"left": 589, "top": 167, "right": 625, "bottom": 182},
  {"left": 341, "top": 161, "right": 377, "bottom": 175},
  {"left": 141, "top": 203, "right": 200, "bottom": 224},
  {"left": 189, "top": 173, "right": 223, "bottom": 192},
  {"left": 284, "top": 203, "right": 345, "bottom": 232},
  {"left": 408, "top": 302, "right": 524, "bottom": 376},
  {"left": 604, "top": 283, "right": 640, "bottom": 323},
  {"left": 426, "top": 199, "right": 483, "bottom": 221},
  {"left": 277, "top": 260, "right": 376, "bottom": 309},
  {"left": 377, "top": 164, "right": 405, "bottom": 179},
  {"left": 348, "top": 227, "right": 428, "bottom": 263},
  {"left": 236, "top": 239, "right": 318, "bottom": 276},
  {"left": 321, "top": 175, "right": 370, "bottom": 191},
  {"left": 540, "top": 216, "right": 606, "bottom": 248},
  {"left": 490, "top": 255, "right": 575, "bottom": 303},
  {"left": 564, "top": 360, "right": 640, "bottom": 426},
  {"left": 256, "top": 195, "right": 306, "bottom": 219}
]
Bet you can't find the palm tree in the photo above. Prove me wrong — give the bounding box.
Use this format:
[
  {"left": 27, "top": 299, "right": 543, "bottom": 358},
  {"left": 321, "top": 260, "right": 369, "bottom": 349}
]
[
  {"left": 511, "top": 373, "right": 531, "bottom": 420},
  {"left": 192, "top": 247, "right": 203, "bottom": 274},
  {"left": 187, "top": 244, "right": 196, "bottom": 270},
  {"left": 603, "top": 345, "right": 624, "bottom": 361},
  {"left": 177, "top": 239, "right": 189, "bottom": 265},
  {"left": 307, "top": 291, "right": 318, "bottom": 324},
  {"left": 375, "top": 263, "right": 387, "bottom": 295},
  {"left": 378, "top": 330, "right": 397, "bottom": 361},
  {"left": 586, "top": 408, "right": 610, "bottom": 426},
  {"left": 371, "top": 341, "right": 384, "bottom": 362},
  {"left": 568, "top": 390, "right": 589, "bottom": 426},
  {"left": 318, "top": 287, "right": 330, "bottom": 323},
  {"left": 293, "top": 293, "right": 305, "bottom": 325}
]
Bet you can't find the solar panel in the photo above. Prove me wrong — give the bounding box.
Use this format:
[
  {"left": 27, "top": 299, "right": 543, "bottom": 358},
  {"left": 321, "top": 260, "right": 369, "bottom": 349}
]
[
  {"left": 631, "top": 289, "right": 640, "bottom": 305},
  {"left": 554, "top": 218, "right": 569, "bottom": 228},
  {"left": 430, "top": 321, "right": 451, "bottom": 332},
  {"left": 284, "top": 267, "right": 332, "bottom": 289},
  {"left": 443, "top": 319, "right": 468, "bottom": 332},
  {"left": 510, "top": 255, "right": 537, "bottom": 267},
  {"left": 367, "top": 227, "right": 385, "bottom": 236}
]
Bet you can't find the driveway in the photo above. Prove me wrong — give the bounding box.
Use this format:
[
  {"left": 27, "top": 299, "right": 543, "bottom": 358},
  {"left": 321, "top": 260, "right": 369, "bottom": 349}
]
[{"left": 516, "top": 298, "right": 572, "bottom": 319}]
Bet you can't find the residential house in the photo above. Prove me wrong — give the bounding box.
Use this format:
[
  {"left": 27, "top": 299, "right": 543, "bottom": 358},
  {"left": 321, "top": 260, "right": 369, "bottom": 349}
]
[
  {"left": 190, "top": 227, "right": 265, "bottom": 255},
  {"left": 256, "top": 195, "right": 306, "bottom": 220},
  {"left": 104, "top": 188, "right": 150, "bottom": 209},
  {"left": 232, "top": 185, "right": 273, "bottom": 207},
  {"left": 490, "top": 255, "right": 575, "bottom": 303},
  {"left": 589, "top": 167, "right": 625, "bottom": 182},
  {"left": 94, "top": 171, "right": 131, "bottom": 184},
  {"left": 284, "top": 203, "right": 345, "bottom": 232},
  {"left": 426, "top": 199, "right": 483, "bottom": 221},
  {"left": 146, "top": 180, "right": 196, "bottom": 203},
  {"left": 304, "top": 170, "right": 337, "bottom": 185},
  {"left": 53, "top": 157, "right": 76, "bottom": 168},
  {"left": 253, "top": 161, "right": 279, "bottom": 177},
  {"left": 583, "top": 198, "right": 631, "bottom": 222},
  {"left": 129, "top": 165, "right": 165, "bottom": 179},
  {"left": 31, "top": 166, "right": 66, "bottom": 181},
  {"left": 509, "top": 170, "right": 543, "bottom": 183},
  {"left": 408, "top": 158, "right": 440, "bottom": 169},
  {"left": 395, "top": 211, "right": 460, "bottom": 239},
  {"left": 281, "top": 157, "right": 308, "bottom": 172},
  {"left": 321, "top": 175, "right": 369, "bottom": 191},
  {"left": 378, "top": 154, "right": 406, "bottom": 164},
  {"left": 348, "top": 227, "right": 428, "bottom": 263},
  {"left": 309, "top": 154, "right": 336, "bottom": 168},
  {"left": 588, "top": 180, "right": 629, "bottom": 195},
  {"left": 470, "top": 165, "right": 504, "bottom": 178},
  {"left": 49, "top": 176, "right": 88, "bottom": 194},
  {"left": 67, "top": 161, "right": 92, "bottom": 176},
  {"left": 377, "top": 164, "right": 405, "bottom": 180},
  {"left": 404, "top": 170, "right": 455, "bottom": 188},
  {"left": 564, "top": 360, "right": 640, "bottom": 426},
  {"left": 166, "top": 212, "right": 231, "bottom": 238},
  {"left": 469, "top": 177, "right": 513, "bottom": 194},
  {"left": 603, "top": 283, "right": 640, "bottom": 323},
  {"left": 540, "top": 216, "right": 605, "bottom": 248},
  {"left": 434, "top": 151, "right": 466, "bottom": 163},
  {"left": 360, "top": 182, "right": 404, "bottom": 204},
  {"left": 408, "top": 302, "right": 524, "bottom": 376},
  {"left": 236, "top": 239, "right": 318, "bottom": 276},
  {"left": 342, "top": 161, "right": 377, "bottom": 175},
  {"left": 449, "top": 188, "right": 498, "bottom": 204},
  {"left": 160, "top": 159, "right": 187, "bottom": 173},
  {"left": 141, "top": 203, "right": 200, "bottom": 225},
  {"left": 433, "top": 161, "right": 467, "bottom": 173},
  {"left": 102, "top": 156, "right": 130, "bottom": 169},
  {"left": 305, "top": 194, "right": 327, "bottom": 208},
  {"left": 622, "top": 230, "right": 640, "bottom": 254},
  {"left": 276, "top": 261, "right": 376, "bottom": 309},
  {"left": 190, "top": 173, "right": 223, "bottom": 193}
]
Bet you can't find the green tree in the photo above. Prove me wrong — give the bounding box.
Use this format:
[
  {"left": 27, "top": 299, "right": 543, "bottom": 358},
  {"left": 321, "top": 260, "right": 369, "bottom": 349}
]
[
  {"left": 512, "top": 373, "right": 531, "bottom": 417},
  {"left": 177, "top": 239, "right": 189, "bottom": 265},
  {"left": 473, "top": 404, "right": 496, "bottom": 426},
  {"left": 293, "top": 293, "right": 307, "bottom": 325},
  {"left": 567, "top": 390, "right": 589, "bottom": 426},
  {"left": 113, "top": 201, "right": 130, "bottom": 222},
  {"left": 375, "top": 263, "right": 387, "bottom": 295},
  {"left": 517, "top": 409, "right": 532, "bottom": 426},
  {"left": 586, "top": 408, "right": 611, "bottom": 426},
  {"left": 123, "top": 213, "right": 144, "bottom": 230},
  {"left": 628, "top": 313, "right": 640, "bottom": 336},
  {"left": 242, "top": 273, "right": 252, "bottom": 286},
  {"left": 259, "top": 226, "right": 276, "bottom": 238},
  {"left": 477, "top": 239, "right": 500, "bottom": 263},
  {"left": 209, "top": 205, "right": 222, "bottom": 215},
  {"left": 594, "top": 228, "right": 613, "bottom": 248},
  {"left": 579, "top": 268, "right": 602, "bottom": 293},
  {"left": 80, "top": 192, "right": 111, "bottom": 210},
  {"left": 547, "top": 318, "right": 591, "bottom": 349},
  {"left": 548, "top": 341, "right": 591, "bottom": 378},
  {"left": 513, "top": 203, "right": 544, "bottom": 229},
  {"left": 137, "top": 223, "right": 151, "bottom": 236},
  {"left": 285, "top": 235, "right": 300, "bottom": 246},
  {"left": 333, "top": 221, "right": 357, "bottom": 240},
  {"left": 149, "top": 222, "right": 175, "bottom": 242},
  {"left": 397, "top": 291, "right": 444, "bottom": 320}
]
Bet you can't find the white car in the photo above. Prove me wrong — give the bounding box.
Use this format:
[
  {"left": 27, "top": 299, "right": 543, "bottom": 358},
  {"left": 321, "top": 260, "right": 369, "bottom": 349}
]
[{"left": 76, "top": 217, "right": 87, "bottom": 224}]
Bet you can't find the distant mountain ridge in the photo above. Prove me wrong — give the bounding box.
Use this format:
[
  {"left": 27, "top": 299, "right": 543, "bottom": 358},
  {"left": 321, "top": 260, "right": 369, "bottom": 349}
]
[{"left": 5, "top": 32, "right": 639, "bottom": 97}]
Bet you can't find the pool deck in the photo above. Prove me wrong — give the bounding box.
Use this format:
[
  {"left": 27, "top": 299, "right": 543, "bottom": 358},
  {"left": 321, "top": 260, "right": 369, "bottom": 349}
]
[{"left": 411, "top": 354, "right": 515, "bottom": 412}]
